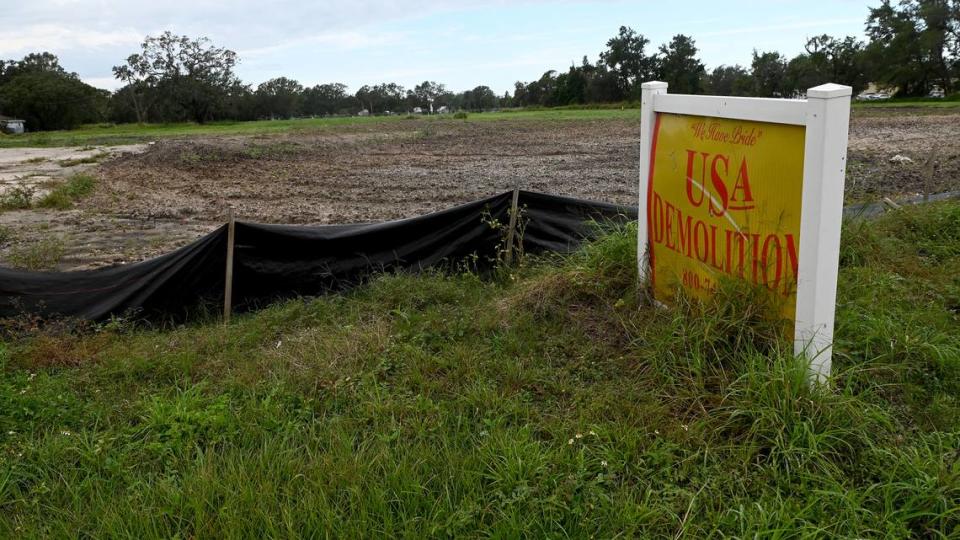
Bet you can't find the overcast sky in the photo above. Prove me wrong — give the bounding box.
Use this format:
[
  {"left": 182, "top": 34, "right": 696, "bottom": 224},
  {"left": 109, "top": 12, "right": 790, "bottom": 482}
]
[{"left": 3, "top": 0, "right": 880, "bottom": 94}]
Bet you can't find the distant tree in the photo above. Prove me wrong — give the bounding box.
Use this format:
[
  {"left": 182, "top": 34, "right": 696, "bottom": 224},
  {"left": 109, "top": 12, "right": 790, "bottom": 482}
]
[
  {"left": 0, "top": 70, "right": 104, "bottom": 130},
  {"left": 705, "top": 65, "right": 754, "bottom": 96},
  {"left": 601, "top": 26, "right": 659, "bottom": 97},
  {"left": 657, "top": 35, "right": 706, "bottom": 94},
  {"left": 750, "top": 50, "right": 789, "bottom": 96},
  {"left": 410, "top": 81, "right": 447, "bottom": 111},
  {"left": 355, "top": 83, "right": 405, "bottom": 114},
  {"left": 786, "top": 35, "right": 869, "bottom": 95},
  {"left": 255, "top": 77, "right": 303, "bottom": 118},
  {"left": 584, "top": 62, "right": 623, "bottom": 102},
  {"left": 302, "top": 83, "right": 351, "bottom": 115},
  {"left": 113, "top": 32, "right": 240, "bottom": 123},
  {"left": 460, "top": 85, "right": 498, "bottom": 111},
  {"left": 865, "top": 0, "right": 958, "bottom": 95},
  {"left": 1, "top": 52, "right": 70, "bottom": 84}
]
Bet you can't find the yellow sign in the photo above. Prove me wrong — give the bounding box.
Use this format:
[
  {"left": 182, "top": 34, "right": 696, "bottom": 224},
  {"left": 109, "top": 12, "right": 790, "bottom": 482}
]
[{"left": 647, "top": 113, "right": 806, "bottom": 322}]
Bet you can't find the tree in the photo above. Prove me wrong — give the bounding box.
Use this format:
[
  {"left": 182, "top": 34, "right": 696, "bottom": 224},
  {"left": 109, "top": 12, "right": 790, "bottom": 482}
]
[
  {"left": 657, "top": 35, "right": 706, "bottom": 94},
  {"left": 0, "top": 70, "right": 104, "bottom": 130},
  {"left": 1, "top": 52, "right": 70, "bottom": 84},
  {"left": 601, "top": 26, "right": 659, "bottom": 97},
  {"left": 113, "top": 32, "right": 240, "bottom": 123},
  {"left": 865, "top": 0, "right": 959, "bottom": 95},
  {"left": 459, "top": 85, "right": 498, "bottom": 111},
  {"left": 785, "top": 35, "right": 869, "bottom": 95},
  {"left": 0, "top": 52, "right": 105, "bottom": 131},
  {"left": 750, "top": 50, "right": 789, "bottom": 96},
  {"left": 355, "top": 83, "right": 405, "bottom": 114},
  {"left": 705, "top": 65, "right": 754, "bottom": 96},
  {"left": 302, "top": 83, "right": 351, "bottom": 116},
  {"left": 410, "top": 81, "right": 447, "bottom": 111},
  {"left": 255, "top": 77, "right": 303, "bottom": 119}
]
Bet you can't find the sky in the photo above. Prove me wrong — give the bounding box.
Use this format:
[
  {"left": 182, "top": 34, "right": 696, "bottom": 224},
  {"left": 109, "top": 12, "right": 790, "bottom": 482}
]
[{"left": 3, "top": 0, "right": 881, "bottom": 94}]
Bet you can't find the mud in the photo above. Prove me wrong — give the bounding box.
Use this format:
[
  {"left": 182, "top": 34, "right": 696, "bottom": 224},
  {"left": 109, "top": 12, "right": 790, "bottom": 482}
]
[{"left": 0, "top": 110, "right": 957, "bottom": 271}]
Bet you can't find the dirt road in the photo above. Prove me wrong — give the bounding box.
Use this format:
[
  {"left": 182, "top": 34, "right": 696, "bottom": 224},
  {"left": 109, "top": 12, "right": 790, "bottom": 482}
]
[{"left": 1, "top": 110, "right": 957, "bottom": 271}]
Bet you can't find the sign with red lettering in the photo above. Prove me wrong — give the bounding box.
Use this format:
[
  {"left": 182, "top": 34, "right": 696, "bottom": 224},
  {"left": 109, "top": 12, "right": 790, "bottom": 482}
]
[
  {"left": 646, "top": 113, "right": 805, "bottom": 326},
  {"left": 637, "top": 81, "right": 852, "bottom": 382}
]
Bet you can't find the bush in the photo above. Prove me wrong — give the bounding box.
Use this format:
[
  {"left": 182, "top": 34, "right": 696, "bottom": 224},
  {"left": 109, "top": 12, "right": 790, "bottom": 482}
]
[{"left": 453, "top": 111, "right": 469, "bottom": 120}]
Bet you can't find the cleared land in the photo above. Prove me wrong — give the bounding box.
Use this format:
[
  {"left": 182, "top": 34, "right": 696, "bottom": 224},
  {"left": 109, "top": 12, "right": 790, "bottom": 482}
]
[{"left": 0, "top": 107, "right": 958, "bottom": 270}]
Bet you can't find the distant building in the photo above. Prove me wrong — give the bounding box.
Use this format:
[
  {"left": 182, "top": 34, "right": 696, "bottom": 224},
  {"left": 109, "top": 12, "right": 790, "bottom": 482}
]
[
  {"left": 0, "top": 115, "right": 25, "bottom": 134},
  {"left": 437, "top": 106, "right": 450, "bottom": 114},
  {"left": 412, "top": 107, "right": 423, "bottom": 114},
  {"left": 357, "top": 109, "right": 369, "bottom": 117}
]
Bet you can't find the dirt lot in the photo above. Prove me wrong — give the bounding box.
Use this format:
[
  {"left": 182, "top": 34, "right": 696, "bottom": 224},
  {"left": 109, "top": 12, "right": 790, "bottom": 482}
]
[{"left": 1, "top": 109, "right": 958, "bottom": 271}]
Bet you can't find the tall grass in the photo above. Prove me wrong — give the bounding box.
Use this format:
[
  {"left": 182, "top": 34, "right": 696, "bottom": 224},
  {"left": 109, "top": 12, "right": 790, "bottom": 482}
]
[{"left": 0, "top": 203, "right": 958, "bottom": 537}]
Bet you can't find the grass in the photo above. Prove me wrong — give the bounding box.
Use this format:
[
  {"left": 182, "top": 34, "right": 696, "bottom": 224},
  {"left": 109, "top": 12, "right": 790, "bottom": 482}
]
[
  {"left": 0, "top": 184, "right": 36, "bottom": 210},
  {"left": 1, "top": 102, "right": 957, "bottom": 149},
  {"left": 0, "top": 225, "right": 13, "bottom": 245},
  {"left": 0, "top": 109, "right": 642, "bottom": 148},
  {"left": 1, "top": 202, "right": 959, "bottom": 536},
  {"left": 57, "top": 152, "right": 110, "bottom": 168},
  {"left": 5, "top": 236, "right": 66, "bottom": 271},
  {"left": 36, "top": 174, "right": 97, "bottom": 210}
]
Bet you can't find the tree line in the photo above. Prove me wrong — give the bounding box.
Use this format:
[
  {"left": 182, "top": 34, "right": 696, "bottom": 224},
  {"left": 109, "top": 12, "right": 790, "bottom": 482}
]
[{"left": 1, "top": 0, "right": 957, "bottom": 131}]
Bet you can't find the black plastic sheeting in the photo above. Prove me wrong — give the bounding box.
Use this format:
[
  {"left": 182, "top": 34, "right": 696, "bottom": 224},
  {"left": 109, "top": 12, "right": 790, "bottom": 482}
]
[{"left": 0, "top": 191, "right": 637, "bottom": 322}]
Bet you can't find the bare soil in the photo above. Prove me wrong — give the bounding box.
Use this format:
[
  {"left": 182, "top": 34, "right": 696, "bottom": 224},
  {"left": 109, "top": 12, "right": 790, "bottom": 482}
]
[{"left": 1, "top": 111, "right": 958, "bottom": 271}]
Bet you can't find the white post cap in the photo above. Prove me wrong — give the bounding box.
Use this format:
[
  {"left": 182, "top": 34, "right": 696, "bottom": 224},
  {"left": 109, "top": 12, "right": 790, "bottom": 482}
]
[
  {"left": 641, "top": 81, "right": 668, "bottom": 90},
  {"left": 807, "top": 83, "right": 852, "bottom": 99}
]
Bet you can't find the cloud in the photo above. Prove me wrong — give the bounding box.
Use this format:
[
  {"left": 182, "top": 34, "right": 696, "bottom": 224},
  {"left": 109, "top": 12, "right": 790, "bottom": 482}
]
[
  {"left": 699, "top": 18, "right": 864, "bottom": 38},
  {"left": 241, "top": 30, "right": 408, "bottom": 58},
  {"left": 82, "top": 76, "right": 123, "bottom": 90},
  {"left": 0, "top": 24, "right": 142, "bottom": 56}
]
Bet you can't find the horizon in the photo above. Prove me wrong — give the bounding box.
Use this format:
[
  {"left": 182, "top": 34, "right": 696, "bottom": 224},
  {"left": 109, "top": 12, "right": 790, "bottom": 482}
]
[{"left": 6, "top": 0, "right": 880, "bottom": 94}]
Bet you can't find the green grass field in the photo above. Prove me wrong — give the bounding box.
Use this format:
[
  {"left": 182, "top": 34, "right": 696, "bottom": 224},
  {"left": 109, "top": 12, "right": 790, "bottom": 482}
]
[
  {"left": 1, "top": 101, "right": 958, "bottom": 149},
  {"left": 0, "top": 109, "right": 640, "bottom": 149},
  {"left": 1, "top": 201, "right": 958, "bottom": 537}
]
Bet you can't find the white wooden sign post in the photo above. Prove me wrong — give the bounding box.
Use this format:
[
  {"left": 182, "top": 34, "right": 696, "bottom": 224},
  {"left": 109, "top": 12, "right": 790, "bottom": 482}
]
[{"left": 637, "top": 81, "right": 852, "bottom": 383}]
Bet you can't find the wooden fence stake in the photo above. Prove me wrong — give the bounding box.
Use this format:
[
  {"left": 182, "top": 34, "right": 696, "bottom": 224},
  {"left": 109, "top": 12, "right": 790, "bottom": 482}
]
[
  {"left": 224, "top": 208, "right": 235, "bottom": 324},
  {"left": 504, "top": 185, "right": 520, "bottom": 265}
]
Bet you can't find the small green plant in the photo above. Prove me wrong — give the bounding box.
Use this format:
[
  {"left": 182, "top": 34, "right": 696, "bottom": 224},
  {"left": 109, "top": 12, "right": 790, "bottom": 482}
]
[
  {"left": 7, "top": 236, "right": 66, "bottom": 270},
  {"left": 0, "top": 183, "right": 36, "bottom": 209},
  {"left": 37, "top": 174, "right": 96, "bottom": 210},
  {"left": 0, "top": 224, "right": 14, "bottom": 245},
  {"left": 481, "top": 203, "right": 528, "bottom": 268},
  {"left": 57, "top": 151, "right": 109, "bottom": 167},
  {"left": 453, "top": 111, "right": 469, "bottom": 120}
]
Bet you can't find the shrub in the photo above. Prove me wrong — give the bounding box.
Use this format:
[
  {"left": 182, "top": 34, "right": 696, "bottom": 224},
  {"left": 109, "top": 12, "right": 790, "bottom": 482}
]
[{"left": 453, "top": 111, "right": 469, "bottom": 120}]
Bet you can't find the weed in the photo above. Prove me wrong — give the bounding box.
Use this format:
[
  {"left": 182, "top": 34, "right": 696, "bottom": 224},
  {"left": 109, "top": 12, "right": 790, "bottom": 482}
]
[
  {"left": 453, "top": 111, "right": 469, "bottom": 120},
  {"left": 6, "top": 236, "right": 66, "bottom": 270},
  {"left": 57, "top": 152, "right": 109, "bottom": 167},
  {"left": 37, "top": 174, "right": 96, "bottom": 210},
  {"left": 0, "top": 183, "right": 36, "bottom": 210},
  {"left": 0, "top": 225, "right": 13, "bottom": 245},
  {"left": 241, "top": 141, "right": 300, "bottom": 159}
]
